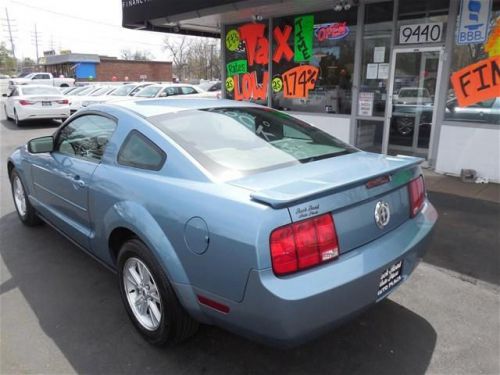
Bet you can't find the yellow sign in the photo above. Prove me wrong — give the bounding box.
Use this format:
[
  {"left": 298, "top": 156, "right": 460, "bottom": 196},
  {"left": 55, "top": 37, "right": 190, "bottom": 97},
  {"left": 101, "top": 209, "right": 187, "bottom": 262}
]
[
  {"left": 226, "top": 29, "right": 240, "bottom": 52},
  {"left": 225, "top": 77, "right": 235, "bottom": 92},
  {"left": 485, "top": 19, "right": 500, "bottom": 57},
  {"left": 272, "top": 77, "right": 283, "bottom": 92}
]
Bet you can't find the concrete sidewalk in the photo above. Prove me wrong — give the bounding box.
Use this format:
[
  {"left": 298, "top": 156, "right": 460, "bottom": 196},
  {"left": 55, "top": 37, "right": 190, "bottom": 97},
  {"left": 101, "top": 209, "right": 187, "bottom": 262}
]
[{"left": 423, "top": 169, "right": 500, "bottom": 204}]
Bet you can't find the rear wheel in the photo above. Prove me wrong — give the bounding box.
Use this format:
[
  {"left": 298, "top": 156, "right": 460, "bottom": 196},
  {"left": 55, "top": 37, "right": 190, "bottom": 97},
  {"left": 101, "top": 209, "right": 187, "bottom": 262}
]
[
  {"left": 14, "top": 109, "right": 22, "bottom": 127},
  {"left": 118, "top": 239, "right": 198, "bottom": 345},
  {"left": 10, "top": 169, "right": 41, "bottom": 226}
]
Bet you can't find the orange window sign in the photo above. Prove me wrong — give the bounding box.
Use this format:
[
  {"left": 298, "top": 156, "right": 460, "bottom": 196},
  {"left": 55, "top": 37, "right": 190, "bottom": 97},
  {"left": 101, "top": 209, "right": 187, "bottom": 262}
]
[
  {"left": 282, "top": 65, "right": 319, "bottom": 99},
  {"left": 450, "top": 55, "right": 500, "bottom": 108}
]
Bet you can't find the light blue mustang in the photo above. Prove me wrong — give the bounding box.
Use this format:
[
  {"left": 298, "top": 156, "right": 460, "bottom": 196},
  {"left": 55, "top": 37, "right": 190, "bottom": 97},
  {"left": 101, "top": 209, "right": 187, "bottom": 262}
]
[{"left": 8, "top": 98, "right": 437, "bottom": 347}]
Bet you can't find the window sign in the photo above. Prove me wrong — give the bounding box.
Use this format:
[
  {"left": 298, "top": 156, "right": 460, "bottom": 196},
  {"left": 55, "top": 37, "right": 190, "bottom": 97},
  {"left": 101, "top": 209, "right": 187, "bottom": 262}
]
[
  {"left": 374, "top": 46, "right": 385, "bottom": 63},
  {"left": 294, "top": 15, "right": 314, "bottom": 61},
  {"left": 399, "top": 23, "right": 443, "bottom": 44},
  {"left": 358, "top": 92, "right": 374, "bottom": 116},
  {"left": 366, "top": 63, "right": 378, "bottom": 79},
  {"left": 457, "top": 0, "right": 492, "bottom": 45}
]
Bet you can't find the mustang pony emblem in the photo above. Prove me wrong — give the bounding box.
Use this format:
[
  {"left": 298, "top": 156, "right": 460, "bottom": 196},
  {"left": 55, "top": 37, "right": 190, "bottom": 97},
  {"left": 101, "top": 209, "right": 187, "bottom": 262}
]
[{"left": 374, "top": 201, "right": 391, "bottom": 229}]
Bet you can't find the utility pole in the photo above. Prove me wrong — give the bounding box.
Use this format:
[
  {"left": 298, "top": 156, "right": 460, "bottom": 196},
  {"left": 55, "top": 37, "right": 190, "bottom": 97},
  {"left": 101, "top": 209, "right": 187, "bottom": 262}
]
[
  {"left": 2, "top": 8, "right": 16, "bottom": 60},
  {"left": 1, "top": 7, "right": 18, "bottom": 73},
  {"left": 31, "top": 23, "right": 41, "bottom": 63}
]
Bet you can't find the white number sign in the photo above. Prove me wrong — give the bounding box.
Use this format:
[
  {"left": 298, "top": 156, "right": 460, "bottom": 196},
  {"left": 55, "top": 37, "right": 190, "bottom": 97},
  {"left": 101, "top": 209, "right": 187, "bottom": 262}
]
[{"left": 399, "top": 23, "right": 443, "bottom": 44}]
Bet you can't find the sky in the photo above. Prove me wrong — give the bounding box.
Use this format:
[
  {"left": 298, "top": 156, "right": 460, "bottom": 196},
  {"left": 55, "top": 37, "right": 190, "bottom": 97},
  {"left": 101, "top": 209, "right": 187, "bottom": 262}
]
[{"left": 0, "top": 0, "right": 192, "bottom": 61}]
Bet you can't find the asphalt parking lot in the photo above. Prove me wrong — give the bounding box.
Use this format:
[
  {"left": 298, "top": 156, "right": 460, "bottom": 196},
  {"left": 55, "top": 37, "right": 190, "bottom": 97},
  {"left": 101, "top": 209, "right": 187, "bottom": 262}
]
[{"left": 0, "top": 107, "right": 499, "bottom": 375}]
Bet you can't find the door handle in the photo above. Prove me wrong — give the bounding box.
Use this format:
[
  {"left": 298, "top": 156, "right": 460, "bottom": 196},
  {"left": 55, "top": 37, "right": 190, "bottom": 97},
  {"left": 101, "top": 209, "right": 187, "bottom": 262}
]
[{"left": 72, "top": 175, "right": 86, "bottom": 188}]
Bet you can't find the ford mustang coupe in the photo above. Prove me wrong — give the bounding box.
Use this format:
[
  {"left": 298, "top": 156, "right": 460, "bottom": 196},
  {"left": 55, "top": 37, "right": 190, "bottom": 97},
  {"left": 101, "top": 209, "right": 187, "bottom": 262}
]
[{"left": 8, "top": 98, "right": 437, "bottom": 347}]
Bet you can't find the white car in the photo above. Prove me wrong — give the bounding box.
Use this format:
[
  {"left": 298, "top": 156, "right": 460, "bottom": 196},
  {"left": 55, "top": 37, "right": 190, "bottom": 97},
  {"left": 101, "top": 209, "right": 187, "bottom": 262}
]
[
  {"left": 67, "top": 85, "right": 114, "bottom": 114},
  {"left": 80, "top": 83, "right": 153, "bottom": 109},
  {"left": 133, "top": 83, "right": 202, "bottom": 98},
  {"left": 2, "top": 85, "right": 70, "bottom": 126}
]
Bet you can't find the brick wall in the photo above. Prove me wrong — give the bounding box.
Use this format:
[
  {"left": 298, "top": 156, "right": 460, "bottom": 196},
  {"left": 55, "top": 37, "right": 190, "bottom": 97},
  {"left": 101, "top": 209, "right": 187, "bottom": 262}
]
[{"left": 95, "top": 59, "right": 172, "bottom": 82}]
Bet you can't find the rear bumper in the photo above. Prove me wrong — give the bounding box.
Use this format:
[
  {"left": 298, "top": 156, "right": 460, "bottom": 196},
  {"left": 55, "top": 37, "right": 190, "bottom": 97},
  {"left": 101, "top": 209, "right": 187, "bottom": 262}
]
[
  {"left": 192, "top": 201, "right": 437, "bottom": 346},
  {"left": 17, "top": 106, "right": 70, "bottom": 121}
]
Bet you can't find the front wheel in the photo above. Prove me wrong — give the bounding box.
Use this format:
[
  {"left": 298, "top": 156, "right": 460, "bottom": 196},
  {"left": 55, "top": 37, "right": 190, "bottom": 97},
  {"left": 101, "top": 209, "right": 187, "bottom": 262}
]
[
  {"left": 395, "top": 117, "right": 414, "bottom": 136},
  {"left": 10, "top": 169, "right": 41, "bottom": 226},
  {"left": 118, "top": 239, "right": 198, "bottom": 346}
]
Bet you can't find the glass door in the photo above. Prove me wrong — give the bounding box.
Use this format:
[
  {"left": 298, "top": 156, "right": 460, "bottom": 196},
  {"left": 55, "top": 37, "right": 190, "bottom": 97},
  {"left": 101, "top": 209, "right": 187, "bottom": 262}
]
[{"left": 383, "top": 47, "right": 443, "bottom": 159}]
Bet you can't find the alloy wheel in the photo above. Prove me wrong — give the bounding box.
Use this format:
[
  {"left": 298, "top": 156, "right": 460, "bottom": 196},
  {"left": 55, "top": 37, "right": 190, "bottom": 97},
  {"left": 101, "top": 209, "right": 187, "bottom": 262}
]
[
  {"left": 13, "top": 175, "right": 27, "bottom": 217},
  {"left": 123, "top": 257, "right": 163, "bottom": 331}
]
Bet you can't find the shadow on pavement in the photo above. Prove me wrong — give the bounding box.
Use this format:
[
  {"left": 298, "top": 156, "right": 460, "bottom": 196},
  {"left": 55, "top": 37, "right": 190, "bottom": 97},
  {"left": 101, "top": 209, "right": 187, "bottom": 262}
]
[
  {"left": 1, "top": 118, "right": 62, "bottom": 131},
  {"left": 0, "top": 211, "right": 436, "bottom": 375},
  {"left": 425, "top": 191, "right": 500, "bottom": 286}
]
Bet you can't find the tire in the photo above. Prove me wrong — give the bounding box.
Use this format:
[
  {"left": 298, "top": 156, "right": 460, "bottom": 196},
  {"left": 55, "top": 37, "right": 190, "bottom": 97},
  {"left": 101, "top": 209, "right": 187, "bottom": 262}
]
[
  {"left": 118, "top": 239, "right": 199, "bottom": 346},
  {"left": 10, "top": 169, "right": 42, "bottom": 226},
  {"left": 14, "top": 109, "right": 22, "bottom": 127},
  {"left": 60, "top": 84, "right": 69, "bottom": 87},
  {"left": 4, "top": 105, "right": 11, "bottom": 121},
  {"left": 395, "top": 117, "right": 414, "bottom": 136}
]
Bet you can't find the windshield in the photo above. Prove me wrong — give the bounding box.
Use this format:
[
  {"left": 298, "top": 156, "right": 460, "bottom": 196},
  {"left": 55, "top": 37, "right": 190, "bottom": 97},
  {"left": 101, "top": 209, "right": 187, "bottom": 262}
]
[
  {"left": 149, "top": 107, "right": 356, "bottom": 179},
  {"left": 135, "top": 86, "right": 162, "bottom": 98},
  {"left": 90, "top": 87, "right": 112, "bottom": 96},
  {"left": 75, "top": 86, "right": 99, "bottom": 96},
  {"left": 111, "top": 85, "right": 136, "bottom": 96},
  {"left": 21, "top": 86, "right": 61, "bottom": 95}
]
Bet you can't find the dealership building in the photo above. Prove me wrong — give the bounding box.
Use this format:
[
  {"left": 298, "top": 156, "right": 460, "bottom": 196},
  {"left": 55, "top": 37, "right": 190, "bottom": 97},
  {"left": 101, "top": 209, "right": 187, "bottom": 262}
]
[
  {"left": 123, "top": 0, "right": 500, "bottom": 182},
  {"left": 41, "top": 53, "right": 173, "bottom": 82}
]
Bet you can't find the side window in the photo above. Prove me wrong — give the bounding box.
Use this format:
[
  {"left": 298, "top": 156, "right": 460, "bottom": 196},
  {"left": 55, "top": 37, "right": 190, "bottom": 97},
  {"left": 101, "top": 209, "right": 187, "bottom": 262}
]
[
  {"left": 118, "top": 131, "right": 166, "bottom": 170},
  {"left": 56, "top": 115, "right": 117, "bottom": 162},
  {"left": 180, "top": 86, "right": 197, "bottom": 95},
  {"left": 34, "top": 74, "right": 50, "bottom": 79}
]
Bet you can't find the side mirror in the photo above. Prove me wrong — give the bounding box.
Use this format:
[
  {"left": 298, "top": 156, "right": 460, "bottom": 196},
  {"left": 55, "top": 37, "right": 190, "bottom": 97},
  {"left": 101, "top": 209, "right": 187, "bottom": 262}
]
[
  {"left": 28, "top": 136, "right": 54, "bottom": 153},
  {"left": 159, "top": 92, "right": 168, "bottom": 97},
  {"left": 2, "top": 93, "right": 7, "bottom": 97}
]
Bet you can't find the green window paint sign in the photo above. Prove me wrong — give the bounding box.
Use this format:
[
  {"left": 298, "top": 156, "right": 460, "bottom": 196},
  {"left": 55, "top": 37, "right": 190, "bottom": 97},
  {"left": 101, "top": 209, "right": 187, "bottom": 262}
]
[
  {"left": 294, "top": 15, "right": 314, "bottom": 62},
  {"left": 226, "top": 60, "right": 248, "bottom": 76}
]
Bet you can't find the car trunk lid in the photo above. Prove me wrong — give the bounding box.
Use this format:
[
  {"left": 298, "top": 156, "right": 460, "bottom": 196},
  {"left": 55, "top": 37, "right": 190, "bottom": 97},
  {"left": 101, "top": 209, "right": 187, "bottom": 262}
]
[{"left": 229, "top": 152, "right": 422, "bottom": 254}]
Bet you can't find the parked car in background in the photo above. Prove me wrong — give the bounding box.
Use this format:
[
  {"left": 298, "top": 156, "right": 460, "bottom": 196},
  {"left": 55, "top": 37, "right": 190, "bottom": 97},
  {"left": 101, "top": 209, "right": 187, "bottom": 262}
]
[
  {"left": 7, "top": 98, "right": 437, "bottom": 347},
  {"left": 196, "top": 81, "right": 221, "bottom": 98},
  {"left": 9, "top": 72, "right": 75, "bottom": 88},
  {"left": 445, "top": 97, "right": 500, "bottom": 124},
  {"left": 61, "top": 86, "right": 80, "bottom": 95},
  {"left": 2, "top": 85, "right": 69, "bottom": 126},
  {"left": 80, "top": 83, "right": 154, "bottom": 109},
  {"left": 134, "top": 83, "right": 202, "bottom": 98},
  {"left": 68, "top": 86, "right": 116, "bottom": 114}
]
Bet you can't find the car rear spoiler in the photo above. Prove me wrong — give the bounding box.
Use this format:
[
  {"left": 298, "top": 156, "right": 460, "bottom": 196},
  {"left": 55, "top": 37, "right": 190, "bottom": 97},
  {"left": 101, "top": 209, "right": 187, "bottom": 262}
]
[{"left": 250, "top": 155, "right": 423, "bottom": 209}]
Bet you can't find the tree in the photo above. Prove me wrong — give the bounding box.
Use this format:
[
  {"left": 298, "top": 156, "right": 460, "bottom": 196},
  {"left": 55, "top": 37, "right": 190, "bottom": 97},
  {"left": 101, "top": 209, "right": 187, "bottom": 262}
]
[
  {"left": 120, "top": 49, "right": 154, "bottom": 61},
  {"left": 163, "top": 36, "right": 221, "bottom": 81},
  {"left": 163, "top": 36, "right": 191, "bottom": 81},
  {"left": 0, "top": 42, "right": 17, "bottom": 75}
]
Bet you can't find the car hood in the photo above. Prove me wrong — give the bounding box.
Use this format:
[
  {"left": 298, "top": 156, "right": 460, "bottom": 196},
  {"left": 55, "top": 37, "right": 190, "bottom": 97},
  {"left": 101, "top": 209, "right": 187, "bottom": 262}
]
[{"left": 228, "top": 152, "right": 422, "bottom": 208}]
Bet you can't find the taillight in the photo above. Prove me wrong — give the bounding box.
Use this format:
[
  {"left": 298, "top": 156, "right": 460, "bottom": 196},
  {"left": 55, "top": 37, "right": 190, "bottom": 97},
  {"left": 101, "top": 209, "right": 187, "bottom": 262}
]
[
  {"left": 408, "top": 176, "right": 425, "bottom": 218},
  {"left": 270, "top": 213, "right": 339, "bottom": 276},
  {"left": 19, "top": 99, "right": 35, "bottom": 105},
  {"left": 56, "top": 99, "right": 69, "bottom": 104}
]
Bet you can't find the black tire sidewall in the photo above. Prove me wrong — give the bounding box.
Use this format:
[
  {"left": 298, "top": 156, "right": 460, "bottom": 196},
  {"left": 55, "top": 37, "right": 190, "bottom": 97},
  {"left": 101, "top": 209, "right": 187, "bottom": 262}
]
[{"left": 117, "top": 239, "right": 180, "bottom": 346}]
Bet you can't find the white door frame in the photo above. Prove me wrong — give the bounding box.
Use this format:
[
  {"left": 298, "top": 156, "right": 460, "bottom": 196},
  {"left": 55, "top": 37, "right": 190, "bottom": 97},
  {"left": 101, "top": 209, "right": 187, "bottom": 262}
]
[{"left": 382, "top": 46, "right": 445, "bottom": 160}]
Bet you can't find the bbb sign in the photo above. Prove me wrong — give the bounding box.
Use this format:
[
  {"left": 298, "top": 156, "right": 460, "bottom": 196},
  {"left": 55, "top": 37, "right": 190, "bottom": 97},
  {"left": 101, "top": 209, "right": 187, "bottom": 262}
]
[{"left": 457, "top": 0, "right": 492, "bottom": 44}]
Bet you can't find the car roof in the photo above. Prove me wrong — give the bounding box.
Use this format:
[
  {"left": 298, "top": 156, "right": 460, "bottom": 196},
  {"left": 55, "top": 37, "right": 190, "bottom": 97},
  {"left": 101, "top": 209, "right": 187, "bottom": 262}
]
[{"left": 110, "top": 98, "right": 260, "bottom": 118}]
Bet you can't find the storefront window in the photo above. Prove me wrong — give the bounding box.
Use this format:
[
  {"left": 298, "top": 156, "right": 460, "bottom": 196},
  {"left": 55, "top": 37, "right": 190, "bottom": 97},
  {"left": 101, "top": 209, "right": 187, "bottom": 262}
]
[
  {"left": 445, "top": 2, "right": 500, "bottom": 124},
  {"left": 271, "top": 8, "right": 357, "bottom": 114},
  {"left": 359, "top": 1, "right": 393, "bottom": 117},
  {"left": 224, "top": 21, "right": 269, "bottom": 105}
]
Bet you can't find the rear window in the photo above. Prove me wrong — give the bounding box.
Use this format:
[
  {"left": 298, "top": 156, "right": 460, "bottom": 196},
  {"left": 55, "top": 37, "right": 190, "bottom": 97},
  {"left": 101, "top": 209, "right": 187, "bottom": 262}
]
[
  {"left": 149, "top": 107, "right": 356, "bottom": 179},
  {"left": 111, "top": 85, "right": 136, "bottom": 96},
  {"left": 21, "top": 86, "right": 61, "bottom": 95},
  {"left": 118, "top": 131, "right": 166, "bottom": 170}
]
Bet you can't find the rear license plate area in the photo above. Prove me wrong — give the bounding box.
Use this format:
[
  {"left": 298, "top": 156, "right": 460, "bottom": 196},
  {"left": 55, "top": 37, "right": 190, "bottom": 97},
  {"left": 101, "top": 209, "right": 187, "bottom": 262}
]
[
  {"left": 377, "top": 260, "right": 403, "bottom": 297},
  {"left": 42, "top": 101, "right": 51, "bottom": 106}
]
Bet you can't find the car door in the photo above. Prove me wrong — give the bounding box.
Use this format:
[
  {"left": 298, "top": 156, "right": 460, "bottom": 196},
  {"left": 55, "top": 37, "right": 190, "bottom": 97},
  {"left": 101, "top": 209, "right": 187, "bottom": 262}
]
[{"left": 31, "top": 113, "right": 117, "bottom": 249}]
